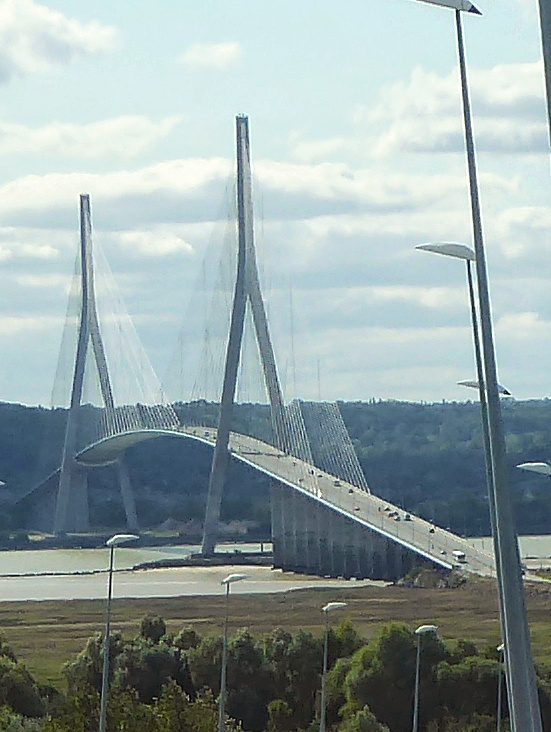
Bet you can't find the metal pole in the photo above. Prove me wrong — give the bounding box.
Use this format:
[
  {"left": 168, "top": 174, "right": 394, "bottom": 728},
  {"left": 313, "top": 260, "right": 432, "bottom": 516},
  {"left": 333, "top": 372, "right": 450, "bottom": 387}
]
[
  {"left": 455, "top": 10, "right": 542, "bottom": 731},
  {"left": 99, "top": 545, "right": 115, "bottom": 732},
  {"left": 218, "top": 583, "right": 230, "bottom": 732},
  {"left": 497, "top": 649, "right": 504, "bottom": 732},
  {"left": 537, "top": 0, "right": 551, "bottom": 147},
  {"left": 466, "top": 261, "right": 506, "bottom": 628},
  {"left": 319, "top": 615, "right": 329, "bottom": 732},
  {"left": 412, "top": 634, "right": 421, "bottom": 732}
]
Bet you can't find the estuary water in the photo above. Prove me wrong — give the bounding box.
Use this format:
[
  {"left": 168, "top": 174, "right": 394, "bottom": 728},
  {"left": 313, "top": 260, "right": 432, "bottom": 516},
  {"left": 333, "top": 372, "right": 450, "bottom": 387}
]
[
  {"left": 0, "top": 536, "right": 549, "bottom": 603},
  {"left": 0, "top": 542, "right": 376, "bottom": 602}
]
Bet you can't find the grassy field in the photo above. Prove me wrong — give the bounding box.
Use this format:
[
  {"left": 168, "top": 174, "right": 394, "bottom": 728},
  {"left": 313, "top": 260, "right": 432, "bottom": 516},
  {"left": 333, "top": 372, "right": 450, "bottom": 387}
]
[{"left": 2, "top": 575, "right": 551, "bottom": 690}]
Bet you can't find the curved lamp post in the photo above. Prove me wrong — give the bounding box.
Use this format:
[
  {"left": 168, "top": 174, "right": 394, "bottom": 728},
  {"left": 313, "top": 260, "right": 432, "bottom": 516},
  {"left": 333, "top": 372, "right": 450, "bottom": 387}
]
[
  {"left": 99, "top": 533, "right": 139, "bottom": 732},
  {"left": 319, "top": 602, "right": 347, "bottom": 732},
  {"left": 413, "top": 2, "right": 542, "bottom": 728},
  {"left": 416, "top": 240, "right": 508, "bottom": 660},
  {"left": 412, "top": 624, "right": 438, "bottom": 732},
  {"left": 218, "top": 573, "right": 247, "bottom": 732}
]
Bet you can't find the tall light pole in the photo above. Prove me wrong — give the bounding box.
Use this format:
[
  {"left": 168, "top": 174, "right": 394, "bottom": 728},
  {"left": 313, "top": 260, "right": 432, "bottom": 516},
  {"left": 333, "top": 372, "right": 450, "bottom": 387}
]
[
  {"left": 537, "top": 0, "right": 551, "bottom": 147},
  {"left": 412, "top": 624, "right": 438, "bottom": 732},
  {"left": 99, "top": 533, "right": 139, "bottom": 732},
  {"left": 319, "top": 601, "right": 347, "bottom": 732},
  {"left": 415, "top": 241, "right": 506, "bottom": 628},
  {"left": 414, "top": 2, "right": 543, "bottom": 728},
  {"left": 497, "top": 642, "right": 505, "bottom": 732},
  {"left": 218, "top": 573, "right": 247, "bottom": 732},
  {"left": 415, "top": 241, "right": 499, "bottom": 537}
]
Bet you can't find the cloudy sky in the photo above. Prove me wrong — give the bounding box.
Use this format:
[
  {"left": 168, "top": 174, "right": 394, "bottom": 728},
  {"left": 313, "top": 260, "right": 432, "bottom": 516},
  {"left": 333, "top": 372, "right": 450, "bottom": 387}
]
[{"left": 1, "top": 0, "right": 550, "bottom": 406}]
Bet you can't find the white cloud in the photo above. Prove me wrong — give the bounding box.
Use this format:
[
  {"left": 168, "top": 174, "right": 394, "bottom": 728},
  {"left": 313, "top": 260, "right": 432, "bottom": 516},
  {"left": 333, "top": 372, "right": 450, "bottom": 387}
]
[
  {"left": 0, "top": 157, "right": 509, "bottom": 229},
  {"left": 0, "top": 238, "right": 59, "bottom": 262},
  {"left": 179, "top": 41, "right": 242, "bottom": 70},
  {"left": 15, "top": 273, "right": 68, "bottom": 288},
  {"left": 290, "top": 135, "right": 349, "bottom": 163},
  {"left": 117, "top": 230, "right": 195, "bottom": 258},
  {"left": 0, "top": 116, "right": 183, "bottom": 159},
  {"left": 0, "top": 314, "right": 61, "bottom": 335},
  {"left": 0, "top": 0, "right": 118, "bottom": 83},
  {"left": 369, "top": 285, "right": 466, "bottom": 310},
  {"left": 0, "top": 157, "right": 232, "bottom": 227},
  {"left": 364, "top": 61, "right": 548, "bottom": 156}
]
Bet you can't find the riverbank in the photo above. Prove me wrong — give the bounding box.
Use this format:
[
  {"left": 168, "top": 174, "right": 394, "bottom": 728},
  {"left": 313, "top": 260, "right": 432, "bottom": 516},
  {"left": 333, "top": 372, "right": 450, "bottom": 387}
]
[{"left": 4, "top": 572, "right": 551, "bottom": 691}]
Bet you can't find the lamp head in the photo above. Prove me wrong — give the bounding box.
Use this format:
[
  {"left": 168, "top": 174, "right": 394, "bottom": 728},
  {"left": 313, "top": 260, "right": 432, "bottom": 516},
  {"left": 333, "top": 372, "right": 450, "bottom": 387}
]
[
  {"left": 221, "top": 573, "right": 248, "bottom": 585},
  {"left": 106, "top": 533, "right": 139, "bottom": 547},
  {"left": 457, "top": 380, "right": 511, "bottom": 396},
  {"left": 414, "top": 0, "right": 482, "bottom": 14},
  {"left": 415, "top": 624, "right": 438, "bottom": 635},
  {"left": 322, "top": 601, "right": 348, "bottom": 613},
  {"left": 516, "top": 462, "right": 551, "bottom": 477},
  {"left": 497, "top": 643, "right": 505, "bottom": 653},
  {"left": 415, "top": 242, "right": 475, "bottom": 262}
]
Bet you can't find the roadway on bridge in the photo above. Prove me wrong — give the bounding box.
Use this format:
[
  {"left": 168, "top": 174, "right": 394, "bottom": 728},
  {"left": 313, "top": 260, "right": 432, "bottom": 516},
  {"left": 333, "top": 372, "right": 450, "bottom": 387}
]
[
  {"left": 188, "top": 427, "right": 497, "bottom": 578},
  {"left": 77, "top": 424, "right": 497, "bottom": 577}
]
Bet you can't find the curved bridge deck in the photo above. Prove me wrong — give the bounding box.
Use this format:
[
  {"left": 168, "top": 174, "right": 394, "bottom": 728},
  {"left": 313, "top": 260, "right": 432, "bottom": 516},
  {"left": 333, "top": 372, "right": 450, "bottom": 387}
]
[{"left": 75, "top": 425, "right": 496, "bottom": 578}]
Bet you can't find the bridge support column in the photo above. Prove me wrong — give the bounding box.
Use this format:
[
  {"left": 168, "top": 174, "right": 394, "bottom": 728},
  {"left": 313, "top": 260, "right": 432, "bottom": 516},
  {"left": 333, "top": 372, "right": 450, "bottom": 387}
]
[
  {"left": 282, "top": 487, "right": 297, "bottom": 569},
  {"left": 329, "top": 510, "right": 345, "bottom": 578},
  {"left": 63, "top": 466, "right": 89, "bottom": 533},
  {"left": 342, "top": 518, "right": 356, "bottom": 579},
  {"left": 293, "top": 493, "right": 308, "bottom": 573},
  {"left": 304, "top": 498, "right": 319, "bottom": 575},
  {"left": 356, "top": 525, "right": 368, "bottom": 579},
  {"left": 116, "top": 459, "right": 139, "bottom": 532},
  {"left": 270, "top": 482, "right": 284, "bottom": 569},
  {"left": 317, "top": 504, "right": 332, "bottom": 577}
]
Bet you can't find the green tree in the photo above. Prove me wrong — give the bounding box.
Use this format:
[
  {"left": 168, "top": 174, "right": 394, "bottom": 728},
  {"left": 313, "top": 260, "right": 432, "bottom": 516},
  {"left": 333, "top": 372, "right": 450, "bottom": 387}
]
[
  {"left": 225, "top": 629, "right": 272, "bottom": 732},
  {"left": 140, "top": 616, "right": 167, "bottom": 645},
  {"left": 113, "top": 638, "right": 194, "bottom": 703},
  {"left": 0, "top": 707, "right": 43, "bottom": 731},
  {"left": 339, "top": 706, "right": 390, "bottom": 732},
  {"left": 63, "top": 632, "right": 124, "bottom": 696},
  {"left": 174, "top": 626, "right": 202, "bottom": 652},
  {"left": 267, "top": 699, "right": 294, "bottom": 732},
  {"left": 0, "top": 658, "right": 45, "bottom": 718}
]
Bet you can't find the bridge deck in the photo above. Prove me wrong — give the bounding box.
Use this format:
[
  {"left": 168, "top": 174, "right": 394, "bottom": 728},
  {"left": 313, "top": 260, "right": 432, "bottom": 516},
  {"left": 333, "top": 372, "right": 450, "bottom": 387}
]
[{"left": 66, "top": 424, "right": 496, "bottom": 577}]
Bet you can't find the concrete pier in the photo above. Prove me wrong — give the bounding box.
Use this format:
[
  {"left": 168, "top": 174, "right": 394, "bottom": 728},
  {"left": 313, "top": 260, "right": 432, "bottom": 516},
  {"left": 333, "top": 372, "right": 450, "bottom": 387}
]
[{"left": 269, "top": 482, "right": 434, "bottom": 582}]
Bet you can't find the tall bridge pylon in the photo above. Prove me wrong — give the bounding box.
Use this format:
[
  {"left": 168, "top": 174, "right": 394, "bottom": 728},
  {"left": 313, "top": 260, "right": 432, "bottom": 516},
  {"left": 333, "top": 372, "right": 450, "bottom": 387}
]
[
  {"left": 201, "top": 116, "right": 287, "bottom": 555},
  {"left": 53, "top": 195, "right": 138, "bottom": 534}
]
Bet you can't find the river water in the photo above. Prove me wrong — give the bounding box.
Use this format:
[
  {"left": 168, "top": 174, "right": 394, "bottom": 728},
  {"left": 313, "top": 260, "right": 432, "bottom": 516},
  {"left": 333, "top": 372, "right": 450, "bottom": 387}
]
[
  {"left": 0, "top": 542, "right": 379, "bottom": 602},
  {"left": 0, "top": 536, "right": 549, "bottom": 603}
]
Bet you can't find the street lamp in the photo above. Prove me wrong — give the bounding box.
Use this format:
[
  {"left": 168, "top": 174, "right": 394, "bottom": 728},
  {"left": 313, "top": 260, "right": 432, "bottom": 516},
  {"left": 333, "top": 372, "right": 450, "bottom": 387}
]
[
  {"left": 412, "top": 624, "right": 438, "bottom": 732},
  {"left": 517, "top": 462, "right": 551, "bottom": 477},
  {"left": 218, "top": 573, "right": 247, "bottom": 732},
  {"left": 497, "top": 642, "right": 505, "bottom": 732},
  {"left": 413, "top": 2, "right": 543, "bottom": 728},
  {"left": 99, "top": 533, "right": 139, "bottom": 732},
  {"left": 416, "top": 240, "right": 507, "bottom": 652},
  {"left": 457, "top": 380, "right": 511, "bottom": 397},
  {"left": 320, "top": 602, "right": 347, "bottom": 732}
]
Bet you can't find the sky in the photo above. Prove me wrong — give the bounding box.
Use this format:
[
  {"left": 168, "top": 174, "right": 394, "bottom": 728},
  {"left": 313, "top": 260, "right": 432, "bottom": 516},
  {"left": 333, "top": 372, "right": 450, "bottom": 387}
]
[{"left": 1, "top": 0, "right": 551, "bottom": 406}]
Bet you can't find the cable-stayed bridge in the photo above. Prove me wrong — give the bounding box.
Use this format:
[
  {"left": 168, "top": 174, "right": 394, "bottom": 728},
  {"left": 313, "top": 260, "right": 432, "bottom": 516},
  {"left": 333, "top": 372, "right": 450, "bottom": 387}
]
[{"left": 17, "top": 115, "right": 495, "bottom": 581}]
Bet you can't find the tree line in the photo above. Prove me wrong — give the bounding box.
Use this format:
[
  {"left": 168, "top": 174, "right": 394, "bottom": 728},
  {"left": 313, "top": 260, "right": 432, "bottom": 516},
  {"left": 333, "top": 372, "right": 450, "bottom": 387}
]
[
  {"left": 2, "top": 614, "right": 551, "bottom": 730},
  {"left": 2, "top": 398, "right": 551, "bottom": 537}
]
